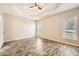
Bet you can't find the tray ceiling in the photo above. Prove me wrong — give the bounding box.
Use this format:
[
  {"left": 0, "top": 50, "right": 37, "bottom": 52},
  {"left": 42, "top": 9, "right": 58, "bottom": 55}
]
[{"left": 0, "top": 3, "right": 79, "bottom": 20}]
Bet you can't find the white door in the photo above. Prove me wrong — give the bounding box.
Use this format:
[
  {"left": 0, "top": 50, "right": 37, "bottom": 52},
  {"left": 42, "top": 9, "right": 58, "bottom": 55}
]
[{"left": 0, "top": 15, "right": 4, "bottom": 48}]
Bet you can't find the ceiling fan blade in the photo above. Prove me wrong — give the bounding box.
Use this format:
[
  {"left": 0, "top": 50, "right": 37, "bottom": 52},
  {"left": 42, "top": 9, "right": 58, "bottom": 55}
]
[
  {"left": 38, "top": 6, "right": 42, "bottom": 10},
  {"left": 37, "top": 3, "right": 42, "bottom": 10},
  {"left": 30, "top": 3, "right": 37, "bottom": 8},
  {"left": 35, "top": 3, "right": 38, "bottom": 6},
  {"left": 30, "top": 6, "right": 35, "bottom": 8}
]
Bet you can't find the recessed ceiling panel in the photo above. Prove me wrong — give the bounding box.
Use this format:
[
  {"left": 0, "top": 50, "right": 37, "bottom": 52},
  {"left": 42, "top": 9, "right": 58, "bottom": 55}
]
[{"left": 0, "top": 3, "right": 79, "bottom": 20}]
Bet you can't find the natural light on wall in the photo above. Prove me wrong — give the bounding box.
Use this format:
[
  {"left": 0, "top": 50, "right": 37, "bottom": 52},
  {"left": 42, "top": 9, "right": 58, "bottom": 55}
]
[
  {"left": 23, "top": 21, "right": 35, "bottom": 38},
  {"left": 0, "top": 15, "right": 4, "bottom": 48},
  {"left": 28, "top": 23, "right": 35, "bottom": 37}
]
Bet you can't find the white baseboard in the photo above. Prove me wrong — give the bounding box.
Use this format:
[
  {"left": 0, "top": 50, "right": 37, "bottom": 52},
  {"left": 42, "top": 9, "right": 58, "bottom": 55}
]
[
  {"left": 4, "top": 36, "right": 35, "bottom": 42},
  {"left": 39, "top": 37, "right": 79, "bottom": 47}
]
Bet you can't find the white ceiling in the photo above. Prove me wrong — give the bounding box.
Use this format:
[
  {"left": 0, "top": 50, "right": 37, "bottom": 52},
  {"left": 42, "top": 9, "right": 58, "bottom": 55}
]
[{"left": 0, "top": 3, "right": 79, "bottom": 20}]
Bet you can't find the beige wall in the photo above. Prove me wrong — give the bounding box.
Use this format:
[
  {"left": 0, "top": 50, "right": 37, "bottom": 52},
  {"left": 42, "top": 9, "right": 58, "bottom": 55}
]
[
  {"left": 3, "top": 14, "right": 35, "bottom": 42},
  {"left": 38, "top": 7, "right": 79, "bottom": 46}
]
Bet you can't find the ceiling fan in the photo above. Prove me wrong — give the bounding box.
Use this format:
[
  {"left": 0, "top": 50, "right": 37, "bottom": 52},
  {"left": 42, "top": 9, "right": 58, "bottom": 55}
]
[{"left": 30, "top": 3, "right": 42, "bottom": 10}]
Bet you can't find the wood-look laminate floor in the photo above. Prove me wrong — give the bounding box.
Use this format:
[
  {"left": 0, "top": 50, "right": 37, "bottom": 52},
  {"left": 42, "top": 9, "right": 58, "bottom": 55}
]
[{"left": 0, "top": 38, "right": 79, "bottom": 56}]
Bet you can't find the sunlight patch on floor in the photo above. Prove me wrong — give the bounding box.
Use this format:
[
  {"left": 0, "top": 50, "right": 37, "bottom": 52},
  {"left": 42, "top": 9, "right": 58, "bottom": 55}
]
[{"left": 35, "top": 38, "right": 43, "bottom": 51}]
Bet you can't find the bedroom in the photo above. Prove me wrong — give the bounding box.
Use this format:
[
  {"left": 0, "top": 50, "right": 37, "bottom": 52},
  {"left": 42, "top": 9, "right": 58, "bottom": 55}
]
[{"left": 0, "top": 3, "right": 79, "bottom": 56}]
